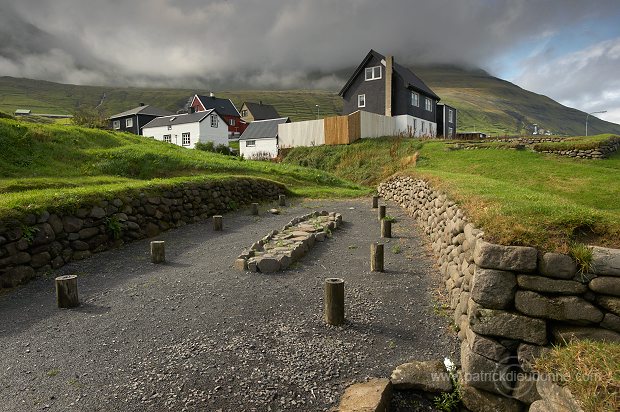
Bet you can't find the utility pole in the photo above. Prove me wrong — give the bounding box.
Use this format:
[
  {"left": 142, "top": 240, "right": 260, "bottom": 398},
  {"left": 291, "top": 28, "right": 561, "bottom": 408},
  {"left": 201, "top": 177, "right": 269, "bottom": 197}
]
[{"left": 586, "top": 110, "right": 607, "bottom": 136}]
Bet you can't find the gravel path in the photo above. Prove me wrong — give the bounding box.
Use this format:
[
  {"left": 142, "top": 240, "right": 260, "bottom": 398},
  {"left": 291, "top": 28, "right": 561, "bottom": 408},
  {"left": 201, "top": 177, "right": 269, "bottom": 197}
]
[{"left": 0, "top": 198, "right": 458, "bottom": 411}]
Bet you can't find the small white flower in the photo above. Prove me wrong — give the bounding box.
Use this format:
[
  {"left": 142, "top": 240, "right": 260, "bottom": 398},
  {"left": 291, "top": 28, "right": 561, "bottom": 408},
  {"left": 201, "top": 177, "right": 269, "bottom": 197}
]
[{"left": 444, "top": 357, "right": 455, "bottom": 373}]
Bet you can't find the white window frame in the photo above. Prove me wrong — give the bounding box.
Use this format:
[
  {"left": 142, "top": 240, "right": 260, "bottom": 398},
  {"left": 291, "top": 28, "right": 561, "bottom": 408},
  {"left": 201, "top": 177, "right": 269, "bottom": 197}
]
[
  {"left": 365, "top": 66, "right": 382, "bottom": 81},
  {"left": 182, "top": 132, "right": 190, "bottom": 146},
  {"left": 163, "top": 134, "right": 171, "bottom": 143},
  {"left": 112, "top": 120, "right": 120, "bottom": 129},
  {"left": 241, "top": 109, "right": 248, "bottom": 117},
  {"left": 410, "top": 91, "right": 419, "bottom": 107},
  {"left": 448, "top": 109, "right": 453, "bottom": 122},
  {"left": 425, "top": 98, "right": 433, "bottom": 112},
  {"left": 448, "top": 127, "right": 453, "bottom": 136},
  {"left": 211, "top": 114, "right": 219, "bottom": 128},
  {"left": 229, "top": 119, "right": 235, "bottom": 126},
  {"left": 245, "top": 140, "right": 256, "bottom": 147},
  {"left": 358, "top": 94, "right": 366, "bottom": 108},
  {"left": 126, "top": 118, "right": 133, "bottom": 128}
]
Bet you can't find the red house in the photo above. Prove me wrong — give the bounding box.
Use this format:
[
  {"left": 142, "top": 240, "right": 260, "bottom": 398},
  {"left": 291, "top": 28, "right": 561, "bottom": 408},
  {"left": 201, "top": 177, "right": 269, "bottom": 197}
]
[{"left": 189, "top": 93, "right": 246, "bottom": 136}]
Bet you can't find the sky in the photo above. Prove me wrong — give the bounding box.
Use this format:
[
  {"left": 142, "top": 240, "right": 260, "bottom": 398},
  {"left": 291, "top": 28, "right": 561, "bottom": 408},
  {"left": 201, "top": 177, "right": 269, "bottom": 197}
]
[{"left": 1, "top": 0, "right": 619, "bottom": 123}]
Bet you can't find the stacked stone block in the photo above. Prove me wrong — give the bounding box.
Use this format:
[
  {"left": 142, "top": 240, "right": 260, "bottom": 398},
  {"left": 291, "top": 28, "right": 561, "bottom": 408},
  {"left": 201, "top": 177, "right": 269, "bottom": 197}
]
[{"left": 378, "top": 175, "right": 620, "bottom": 411}]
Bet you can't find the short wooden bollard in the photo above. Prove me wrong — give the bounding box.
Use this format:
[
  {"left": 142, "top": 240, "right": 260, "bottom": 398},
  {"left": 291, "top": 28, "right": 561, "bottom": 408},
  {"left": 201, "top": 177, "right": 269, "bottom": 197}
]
[
  {"left": 151, "top": 240, "right": 165, "bottom": 263},
  {"left": 278, "top": 194, "right": 286, "bottom": 207},
  {"left": 55, "top": 275, "right": 79, "bottom": 308},
  {"left": 372, "top": 195, "right": 379, "bottom": 208},
  {"left": 251, "top": 202, "right": 259, "bottom": 216},
  {"left": 324, "top": 278, "right": 345, "bottom": 326},
  {"left": 381, "top": 219, "right": 392, "bottom": 238},
  {"left": 213, "top": 215, "right": 223, "bottom": 231},
  {"left": 371, "top": 243, "right": 384, "bottom": 272},
  {"left": 378, "top": 205, "right": 386, "bottom": 221}
]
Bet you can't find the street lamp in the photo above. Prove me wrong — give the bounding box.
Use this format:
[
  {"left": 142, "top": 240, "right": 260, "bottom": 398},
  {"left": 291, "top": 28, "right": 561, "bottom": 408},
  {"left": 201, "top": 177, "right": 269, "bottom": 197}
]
[
  {"left": 315, "top": 104, "right": 320, "bottom": 119},
  {"left": 586, "top": 110, "right": 607, "bottom": 136}
]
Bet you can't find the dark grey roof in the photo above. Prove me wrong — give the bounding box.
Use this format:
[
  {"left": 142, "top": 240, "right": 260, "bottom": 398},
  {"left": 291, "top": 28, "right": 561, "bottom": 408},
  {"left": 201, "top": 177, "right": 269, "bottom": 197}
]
[
  {"left": 243, "top": 102, "right": 281, "bottom": 120},
  {"left": 338, "top": 49, "right": 440, "bottom": 100},
  {"left": 109, "top": 105, "right": 173, "bottom": 119},
  {"left": 239, "top": 117, "right": 290, "bottom": 140},
  {"left": 196, "top": 95, "right": 240, "bottom": 117},
  {"left": 142, "top": 109, "right": 216, "bottom": 129}
]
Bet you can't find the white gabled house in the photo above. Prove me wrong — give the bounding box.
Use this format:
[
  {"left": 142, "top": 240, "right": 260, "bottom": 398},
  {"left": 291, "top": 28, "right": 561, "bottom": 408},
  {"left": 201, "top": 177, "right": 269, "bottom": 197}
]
[
  {"left": 141, "top": 110, "right": 229, "bottom": 149},
  {"left": 239, "top": 117, "right": 290, "bottom": 159}
]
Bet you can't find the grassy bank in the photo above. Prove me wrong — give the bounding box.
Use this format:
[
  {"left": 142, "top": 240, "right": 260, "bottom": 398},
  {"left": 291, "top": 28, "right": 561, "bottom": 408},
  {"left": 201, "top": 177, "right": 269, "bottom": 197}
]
[
  {"left": 283, "top": 136, "right": 620, "bottom": 250},
  {"left": 0, "top": 119, "right": 367, "bottom": 218}
]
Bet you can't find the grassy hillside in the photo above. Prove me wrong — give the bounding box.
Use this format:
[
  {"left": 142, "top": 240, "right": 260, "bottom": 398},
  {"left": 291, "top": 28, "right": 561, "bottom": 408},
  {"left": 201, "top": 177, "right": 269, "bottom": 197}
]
[
  {"left": 282, "top": 137, "right": 620, "bottom": 251},
  {"left": 0, "top": 119, "right": 366, "bottom": 217},
  {"left": 2, "top": 68, "right": 619, "bottom": 135}
]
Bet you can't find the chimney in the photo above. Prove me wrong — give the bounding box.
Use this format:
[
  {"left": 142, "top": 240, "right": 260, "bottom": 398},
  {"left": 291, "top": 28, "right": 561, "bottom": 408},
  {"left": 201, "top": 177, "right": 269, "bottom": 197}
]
[
  {"left": 139, "top": 102, "right": 145, "bottom": 106},
  {"left": 385, "top": 55, "right": 393, "bottom": 117},
  {"left": 259, "top": 100, "right": 263, "bottom": 105},
  {"left": 209, "top": 92, "right": 214, "bottom": 98}
]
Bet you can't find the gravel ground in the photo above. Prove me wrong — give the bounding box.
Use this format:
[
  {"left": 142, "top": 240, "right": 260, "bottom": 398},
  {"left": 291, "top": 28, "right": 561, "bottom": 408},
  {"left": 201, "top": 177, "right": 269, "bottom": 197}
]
[{"left": 0, "top": 198, "right": 459, "bottom": 411}]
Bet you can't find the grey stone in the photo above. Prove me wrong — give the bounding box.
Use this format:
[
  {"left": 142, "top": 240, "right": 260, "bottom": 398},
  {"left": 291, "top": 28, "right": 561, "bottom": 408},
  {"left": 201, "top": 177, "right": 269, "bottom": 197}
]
[
  {"left": 535, "top": 377, "right": 584, "bottom": 412},
  {"left": 459, "top": 383, "right": 524, "bottom": 412},
  {"left": 539, "top": 252, "right": 577, "bottom": 279},
  {"left": 470, "top": 267, "right": 516, "bottom": 309},
  {"left": 1, "top": 266, "right": 35, "bottom": 288},
  {"left": 277, "top": 254, "right": 291, "bottom": 270},
  {"left": 468, "top": 299, "right": 547, "bottom": 345},
  {"left": 517, "top": 275, "right": 587, "bottom": 295},
  {"left": 72, "top": 250, "right": 92, "bottom": 261},
  {"left": 337, "top": 378, "right": 392, "bottom": 412},
  {"left": 256, "top": 257, "right": 280, "bottom": 273},
  {"left": 550, "top": 325, "right": 620, "bottom": 343},
  {"left": 596, "top": 295, "right": 620, "bottom": 316},
  {"left": 31, "top": 252, "right": 51, "bottom": 268},
  {"left": 517, "top": 343, "right": 551, "bottom": 373},
  {"left": 590, "top": 246, "right": 620, "bottom": 276},
  {"left": 32, "top": 223, "right": 55, "bottom": 246},
  {"left": 515, "top": 291, "right": 603, "bottom": 323},
  {"left": 390, "top": 360, "right": 452, "bottom": 392},
  {"left": 460, "top": 341, "right": 514, "bottom": 396},
  {"left": 465, "top": 327, "right": 511, "bottom": 362},
  {"left": 90, "top": 206, "right": 107, "bottom": 219},
  {"left": 314, "top": 232, "right": 326, "bottom": 242},
  {"left": 247, "top": 258, "right": 258, "bottom": 272},
  {"left": 145, "top": 223, "right": 160, "bottom": 237},
  {"left": 51, "top": 256, "right": 64, "bottom": 269},
  {"left": 589, "top": 276, "right": 620, "bottom": 296},
  {"left": 48, "top": 214, "right": 64, "bottom": 234},
  {"left": 15, "top": 252, "right": 31, "bottom": 264},
  {"left": 474, "top": 240, "right": 537, "bottom": 272},
  {"left": 601, "top": 313, "right": 620, "bottom": 333},
  {"left": 233, "top": 258, "right": 247, "bottom": 271},
  {"left": 511, "top": 373, "right": 541, "bottom": 404},
  {"left": 63, "top": 216, "right": 84, "bottom": 233},
  {"left": 78, "top": 227, "right": 99, "bottom": 239}
]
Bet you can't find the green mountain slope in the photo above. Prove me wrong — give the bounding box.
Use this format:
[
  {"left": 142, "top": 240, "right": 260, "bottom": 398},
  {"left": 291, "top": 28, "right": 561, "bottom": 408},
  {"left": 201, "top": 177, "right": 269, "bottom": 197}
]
[{"left": 1, "top": 66, "right": 618, "bottom": 135}]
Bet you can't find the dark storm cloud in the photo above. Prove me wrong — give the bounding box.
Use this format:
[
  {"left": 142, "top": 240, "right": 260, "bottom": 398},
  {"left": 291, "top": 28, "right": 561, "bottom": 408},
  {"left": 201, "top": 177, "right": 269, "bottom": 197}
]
[{"left": 0, "top": 0, "right": 618, "bottom": 90}]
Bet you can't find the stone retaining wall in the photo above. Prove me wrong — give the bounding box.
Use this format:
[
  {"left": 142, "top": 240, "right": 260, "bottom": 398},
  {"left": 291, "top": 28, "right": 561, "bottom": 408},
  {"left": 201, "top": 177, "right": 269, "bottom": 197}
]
[
  {"left": 0, "top": 178, "right": 285, "bottom": 288},
  {"left": 535, "top": 137, "right": 620, "bottom": 159},
  {"left": 378, "top": 175, "right": 620, "bottom": 411}
]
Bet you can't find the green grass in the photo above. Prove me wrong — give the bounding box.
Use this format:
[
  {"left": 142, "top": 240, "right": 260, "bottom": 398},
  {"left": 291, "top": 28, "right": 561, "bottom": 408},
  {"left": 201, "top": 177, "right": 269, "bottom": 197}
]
[
  {"left": 533, "top": 134, "right": 619, "bottom": 151},
  {"left": 283, "top": 136, "right": 620, "bottom": 250},
  {"left": 535, "top": 340, "right": 620, "bottom": 412},
  {"left": 0, "top": 119, "right": 367, "bottom": 218}
]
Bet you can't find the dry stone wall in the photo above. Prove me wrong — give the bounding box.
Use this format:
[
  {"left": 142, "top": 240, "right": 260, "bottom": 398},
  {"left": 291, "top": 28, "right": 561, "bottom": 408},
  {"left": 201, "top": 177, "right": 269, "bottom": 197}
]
[
  {"left": 378, "top": 175, "right": 620, "bottom": 411},
  {"left": 0, "top": 178, "right": 285, "bottom": 288}
]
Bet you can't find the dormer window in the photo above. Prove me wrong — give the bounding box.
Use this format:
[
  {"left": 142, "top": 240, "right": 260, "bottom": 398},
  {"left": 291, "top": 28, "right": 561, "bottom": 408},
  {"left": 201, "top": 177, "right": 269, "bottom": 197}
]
[
  {"left": 210, "top": 114, "right": 219, "bottom": 128},
  {"left": 365, "top": 66, "right": 382, "bottom": 81}
]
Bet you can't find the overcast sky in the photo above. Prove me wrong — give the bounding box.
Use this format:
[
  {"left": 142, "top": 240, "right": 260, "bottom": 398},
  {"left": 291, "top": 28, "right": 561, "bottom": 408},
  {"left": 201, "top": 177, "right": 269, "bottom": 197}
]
[{"left": 1, "top": 0, "right": 619, "bottom": 123}]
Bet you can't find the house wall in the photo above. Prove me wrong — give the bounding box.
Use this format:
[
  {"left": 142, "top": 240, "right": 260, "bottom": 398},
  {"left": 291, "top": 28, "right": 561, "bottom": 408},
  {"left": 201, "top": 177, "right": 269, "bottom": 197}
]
[
  {"left": 342, "top": 54, "right": 386, "bottom": 116},
  {"left": 240, "top": 103, "right": 254, "bottom": 123},
  {"left": 279, "top": 119, "right": 325, "bottom": 148},
  {"left": 437, "top": 105, "right": 457, "bottom": 138},
  {"left": 143, "top": 115, "right": 228, "bottom": 149},
  {"left": 393, "top": 73, "right": 438, "bottom": 122},
  {"left": 111, "top": 115, "right": 139, "bottom": 135},
  {"left": 239, "top": 137, "right": 278, "bottom": 159},
  {"left": 190, "top": 96, "right": 245, "bottom": 136},
  {"left": 357, "top": 111, "right": 436, "bottom": 138},
  {"left": 393, "top": 115, "right": 436, "bottom": 137}
]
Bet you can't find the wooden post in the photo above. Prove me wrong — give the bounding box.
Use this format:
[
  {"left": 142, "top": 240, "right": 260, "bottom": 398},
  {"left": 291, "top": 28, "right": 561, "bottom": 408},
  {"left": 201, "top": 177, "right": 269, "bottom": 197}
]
[
  {"left": 372, "top": 195, "right": 379, "bottom": 208},
  {"left": 55, "top": 275, "right": 79, "bottom": 308},
  {"left": 324, "top": 278, "right": 345, "bottom": 326},
  {"left": 378, "top": 205, "right": 386, "bottom": 221},
  {"left": 213, "top": 215, "right": 223, "bottom": 231},
  {"left": 251, "top": 202, "right": 259, "bottom": 216},
  {"left": 151, "top": 240, "right": 165, "bottom": 263},
  {"left": 371, "top": 243, "right": 384, "bottom": 272},
  {"left": 278, "top": 194, "right": 286, "bottom": 207},
  {"left": 381, "top": 219, "right": 392, "bottom": 238}
]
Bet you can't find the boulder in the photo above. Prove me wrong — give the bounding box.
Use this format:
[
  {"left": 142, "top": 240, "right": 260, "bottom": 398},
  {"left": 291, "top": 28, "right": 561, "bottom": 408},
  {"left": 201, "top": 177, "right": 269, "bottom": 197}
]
[
  {"left": 596, "top": 295, "right": 620, "bottom": 316},
  {"left": 62, "top": 216, "right": 84, "bottom": 233},
  {"left": 590, "top": 246, "right": 620, "bottom": 276},
  {"left": 550, "top": 325, "right": 620, "bottom": 343},
  {"left": 468, "top": 299, "right": 547, "bottom": 345},
  {"left": 474, "top": 240, "right": 537, "bottom": 272},
  {"left": 336, "top": 378, "right": 392, "bottom": 412},
  {"left": 390, "top": 360, "right": 452, "bottom": 392},
  {"left": 535, "top": 377, "right": 584, "bottom": 412},
  {"left": 1, "top": 266, "right": 35, "bottom": 288},
  {"left": 600, "top": 313, "right": 620, "bottom": 333},
  {"left": 511, "top": 373, "right": 541, "bottom": 404},
  {"left": 470, "top": 267, "right": 517, "bottom": 309},
  {"left": 460, "top": 341, "right": 513, "bottom": 396},
  {"left": 517, "top": 343, "right": 551, "bottom": 373},
  {"left": 538, "top": 252, "right": 577, "bottom": 279},
  {"left": 465, "top": 328, "right": 511, "bottom": 362},
  {"left": 256, "top": 257, "right": 280, "bottom": 273},
  {"left": 515, "top": 291, "right": 603, "bottom": 323},
  {"left": 459, "top": 383, "right": 524, "bottom": 412},
  {"left": 588, "top": 276, "right": 620, "bottom": 296},
  {"left": 517, "top": 275, "right": 587, "bottom": 295}
]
